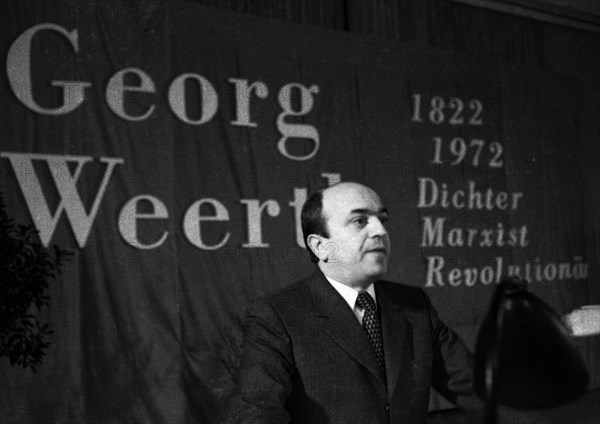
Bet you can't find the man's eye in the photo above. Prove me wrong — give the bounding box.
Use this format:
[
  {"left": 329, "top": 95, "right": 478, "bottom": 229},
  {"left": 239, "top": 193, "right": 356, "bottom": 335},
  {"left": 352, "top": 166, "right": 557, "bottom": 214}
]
[
  {"left": 380, "top": 216, "right": 389, "bottom": 225},
  {"left": 353, "top": 217, "right": 367, "bottom": 226}
]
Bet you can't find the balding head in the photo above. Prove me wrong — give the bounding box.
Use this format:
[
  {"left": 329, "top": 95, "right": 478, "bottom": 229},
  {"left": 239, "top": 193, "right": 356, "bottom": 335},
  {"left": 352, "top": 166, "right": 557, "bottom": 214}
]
[{"left": 301, "top": 182, "right": 390, "bottom": 288}]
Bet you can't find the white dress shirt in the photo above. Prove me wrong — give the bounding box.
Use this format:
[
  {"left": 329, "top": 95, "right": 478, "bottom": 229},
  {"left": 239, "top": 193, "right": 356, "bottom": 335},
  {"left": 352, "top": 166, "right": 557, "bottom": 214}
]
[{"left": 325, "top": 277, "right": 377, "bottom": 324}]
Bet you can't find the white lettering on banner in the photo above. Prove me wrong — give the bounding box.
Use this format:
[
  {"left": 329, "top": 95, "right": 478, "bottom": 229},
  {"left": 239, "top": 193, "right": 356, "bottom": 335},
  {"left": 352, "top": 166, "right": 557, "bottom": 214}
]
[
  {"left": 417, "top": 177, "right": 523, "bottom": 211},
  {"left": 1, "top": 152, "right": 346, "bottom": 251},
  {"left": 0, "top": 153, "right": 122, "bottom": 248},
  {"left": 321, "top": 173, "right": 341, "bottom": 186},
  {"left": 168, "top": 73, "right": 219, "bottom": 125},
  {"left": 410, "top": 94, "right": 484, "bottom": 126},
  {"left": 420, "top": 217, "right": 529, "bottom": 248},
  {"left": 118, "top": 195, "right": 169, "bottom": 249},
  {"left": 276, "top": 83, "right": 320, "bottom": 161},
  {"left": 288, "top": 188, "right": 307, "bottom": 248},
  {"left": 183, "top": 199, "right": 231, "bottom": 250},
  {"left": 228, "top": 78, "right": 269, "bottom": 127},
  {"left": 2, "top": 23, "right": 588, "bottom": 289},
  {"left": 240, "top": 199, "right": 281, "bottom": 248},
  {"left": 425, "top": 255, "right": 589, "bottom": 287},
  {"left": 507, "top": 256, "right": 589, "bottom": 282},
  {"left": 425, "top": 256, "right": 503, "bottom": 287},
  {"left": 6, "top": 23, "right": 322, "bottom": 161},
  {"left": 411, "top": 91, "right": 588, "bottom": 288},
  {"left": 430, "top": 137, "right": 504, "bottom": 168},
  {"left": 7, "top": 23, "right": 91, "bottom": 115},
  {"left": 106, "top": 68, "right": 156, "bottom": 121}
]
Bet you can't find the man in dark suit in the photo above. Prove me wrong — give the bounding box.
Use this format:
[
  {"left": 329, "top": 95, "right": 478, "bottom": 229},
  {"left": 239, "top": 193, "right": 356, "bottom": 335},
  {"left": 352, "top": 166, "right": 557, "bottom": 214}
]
[{"left": 227, "top": 182, "right": 473, "bottom": 424}]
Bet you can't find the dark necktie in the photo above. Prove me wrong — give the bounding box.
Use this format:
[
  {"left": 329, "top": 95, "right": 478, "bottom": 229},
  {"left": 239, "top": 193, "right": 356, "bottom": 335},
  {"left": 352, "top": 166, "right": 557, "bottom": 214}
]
[{"left": 356, "top": 291, "right": 386, "bottom": 373}]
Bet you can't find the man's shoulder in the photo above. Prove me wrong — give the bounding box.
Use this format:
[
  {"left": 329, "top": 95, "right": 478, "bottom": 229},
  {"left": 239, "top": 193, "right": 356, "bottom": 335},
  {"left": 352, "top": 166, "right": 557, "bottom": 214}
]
[
  {"left": 376, "top": 279, "right": 423, "bottom": 294},
  {"left": 248, "top": 275, "right": 314, "bottom": 313},
  {"left": 375, "top": 279, "right": 431, "bottom": 308},
  {"left": 259, "top": 276, "right": 426, "bottom": 302}
]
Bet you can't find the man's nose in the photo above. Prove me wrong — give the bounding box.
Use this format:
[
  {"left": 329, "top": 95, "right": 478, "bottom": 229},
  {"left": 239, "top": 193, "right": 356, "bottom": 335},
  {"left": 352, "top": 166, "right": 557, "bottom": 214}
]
[{"left": 369, "top": 217, "right": 388, "bottom": 237}]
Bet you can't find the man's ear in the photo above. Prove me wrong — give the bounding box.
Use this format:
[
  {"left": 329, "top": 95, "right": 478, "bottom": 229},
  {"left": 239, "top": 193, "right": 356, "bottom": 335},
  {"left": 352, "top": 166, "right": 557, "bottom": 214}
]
[{"left": 307, "top": 234, "right": 327, "bottom": 262}]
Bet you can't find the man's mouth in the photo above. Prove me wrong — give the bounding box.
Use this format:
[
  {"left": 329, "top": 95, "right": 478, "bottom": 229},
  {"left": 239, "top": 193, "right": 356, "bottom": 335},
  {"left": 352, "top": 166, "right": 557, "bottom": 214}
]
[{"left": 366, "top": 248, "right": 388, "bottom": 255}]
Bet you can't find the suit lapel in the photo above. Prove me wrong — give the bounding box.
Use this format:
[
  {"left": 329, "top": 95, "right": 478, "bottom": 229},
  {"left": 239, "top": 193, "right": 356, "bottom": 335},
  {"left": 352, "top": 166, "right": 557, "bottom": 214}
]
[
  {"left": 376, "top": 281, "right": 412, "bottom": 395},
  {"left": 309, "top": 271, "right": 386, "bottom": 387}
]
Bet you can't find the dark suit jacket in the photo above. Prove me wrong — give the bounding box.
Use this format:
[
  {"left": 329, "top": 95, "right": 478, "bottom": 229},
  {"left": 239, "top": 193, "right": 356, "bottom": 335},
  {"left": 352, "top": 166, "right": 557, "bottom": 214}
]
[{"left": 226, "top": 270, "right": 473, "bottom": 424}]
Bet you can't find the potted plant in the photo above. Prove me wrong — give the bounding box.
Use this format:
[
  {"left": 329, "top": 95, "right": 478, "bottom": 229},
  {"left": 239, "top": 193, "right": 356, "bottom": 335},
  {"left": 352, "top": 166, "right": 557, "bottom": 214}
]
[{"left": 0, "top": 190, "right": 70, "bottom": 371}]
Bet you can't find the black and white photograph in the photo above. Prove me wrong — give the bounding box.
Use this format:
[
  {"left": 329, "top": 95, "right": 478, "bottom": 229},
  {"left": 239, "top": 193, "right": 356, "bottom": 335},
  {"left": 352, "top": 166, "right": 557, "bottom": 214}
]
[{"left": 1, "top": 1, "right": 599, "bottom": 423}]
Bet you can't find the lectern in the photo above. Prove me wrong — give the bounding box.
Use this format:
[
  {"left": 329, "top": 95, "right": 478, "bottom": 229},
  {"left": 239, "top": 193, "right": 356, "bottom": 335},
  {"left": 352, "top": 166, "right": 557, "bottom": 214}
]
[{"left": 474, "top": 278, "right": 589, "bottom": 424}]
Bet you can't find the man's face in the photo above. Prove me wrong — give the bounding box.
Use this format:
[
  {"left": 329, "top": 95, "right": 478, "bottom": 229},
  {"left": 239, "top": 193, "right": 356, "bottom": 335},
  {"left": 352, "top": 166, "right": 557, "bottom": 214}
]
[{"left": 318, "top": 183, "right": 390, "bottom": 288}]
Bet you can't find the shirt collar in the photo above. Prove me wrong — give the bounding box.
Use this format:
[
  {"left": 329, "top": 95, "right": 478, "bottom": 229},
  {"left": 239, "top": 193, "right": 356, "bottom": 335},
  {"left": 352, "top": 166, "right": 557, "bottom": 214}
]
[{"left": 325, "top": 276, "right": 377, "bottom": 311}]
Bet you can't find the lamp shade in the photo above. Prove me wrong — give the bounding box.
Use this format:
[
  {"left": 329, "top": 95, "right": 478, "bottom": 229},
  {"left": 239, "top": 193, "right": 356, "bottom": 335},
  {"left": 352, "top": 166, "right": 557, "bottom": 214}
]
[{"left": 474, "top": 278, "right": 589, "bottom": 409}]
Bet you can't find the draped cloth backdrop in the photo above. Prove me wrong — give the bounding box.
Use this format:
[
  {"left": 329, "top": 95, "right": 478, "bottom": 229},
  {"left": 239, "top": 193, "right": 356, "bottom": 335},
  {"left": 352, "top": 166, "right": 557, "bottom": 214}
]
[{"left": 0, "top": 1, "right": 598, "bottom": 423}]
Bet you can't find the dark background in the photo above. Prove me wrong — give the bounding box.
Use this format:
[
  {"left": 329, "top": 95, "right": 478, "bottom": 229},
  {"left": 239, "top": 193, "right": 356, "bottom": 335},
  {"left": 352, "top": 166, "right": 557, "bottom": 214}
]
[{"left": 1, "top": 1, "right": 598, "bottom": 423}]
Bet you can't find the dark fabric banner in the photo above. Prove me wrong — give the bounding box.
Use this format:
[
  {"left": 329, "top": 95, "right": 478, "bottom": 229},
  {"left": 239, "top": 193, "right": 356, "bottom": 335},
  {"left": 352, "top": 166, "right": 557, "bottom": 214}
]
[{"left": 1, "top": 1, "right": 597, "bottom": 423}]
